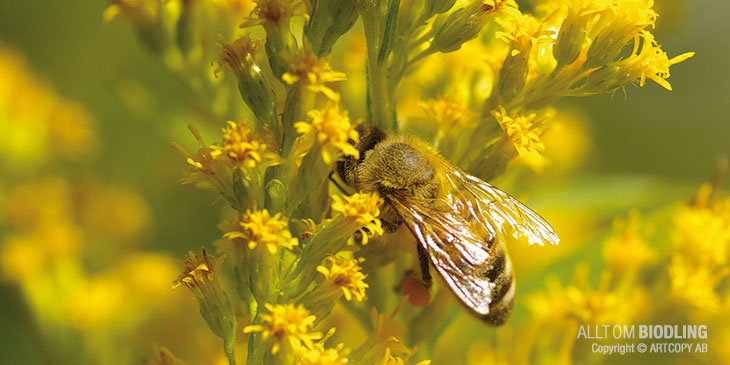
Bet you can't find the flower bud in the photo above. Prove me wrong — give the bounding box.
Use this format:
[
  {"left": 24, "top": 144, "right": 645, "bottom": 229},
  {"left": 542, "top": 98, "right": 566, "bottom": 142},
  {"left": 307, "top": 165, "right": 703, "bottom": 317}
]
[
  {"left": 174, "top": 248, "right": 237, "bottom": 361},
  {"left": 553, "top": 7, "right": 587, "bottom": 67},
  {"left": 429, "top": 0, "right": 503, "bottom": 53},
  {"left": 216, "top": 36, "right": 279, "bottom": 134}
]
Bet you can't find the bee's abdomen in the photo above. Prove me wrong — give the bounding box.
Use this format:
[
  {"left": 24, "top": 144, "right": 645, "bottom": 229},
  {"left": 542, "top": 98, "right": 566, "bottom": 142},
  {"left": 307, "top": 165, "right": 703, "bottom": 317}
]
[{"left": 481, "top": 242, "right": 515, "bottom": 325}]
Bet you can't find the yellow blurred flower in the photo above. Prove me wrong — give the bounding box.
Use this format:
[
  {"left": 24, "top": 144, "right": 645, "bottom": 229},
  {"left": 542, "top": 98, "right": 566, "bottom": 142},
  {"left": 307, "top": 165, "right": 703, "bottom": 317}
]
[
  {"left": 602, "top": 211, "right": 656, "bottom": 276},
  {"left": 66, "top": 274, "right": 127, "bottom": 329},
  {"left": 529, "top": 266, "right": 645, "bottom": 325},
  {"left": 668, "top": 254, "right": 727, "bottom": 312},
  {"left": 672, "top": 184, "right": 730, "bottom": 266},
  {"left": 420, "top": 96, "right": 474, "bottom": 130},
  {"left": 296, "top": 341, "right": 349, "bottom": 365},
  {"left": 349, "top": 310, "right": 417, "bottom": 365},
  {"left": 0, "top": 45, "right": 96, "bottom": 166},
  {"left": 380, "top": 347, "right": 431, "bottom": 365}
]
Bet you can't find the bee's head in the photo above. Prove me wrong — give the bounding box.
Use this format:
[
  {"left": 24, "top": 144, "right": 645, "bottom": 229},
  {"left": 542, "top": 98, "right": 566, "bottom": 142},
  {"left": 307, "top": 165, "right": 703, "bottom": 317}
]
[{"left": 336, "top": 125, "right": 387, "bottom": 187}]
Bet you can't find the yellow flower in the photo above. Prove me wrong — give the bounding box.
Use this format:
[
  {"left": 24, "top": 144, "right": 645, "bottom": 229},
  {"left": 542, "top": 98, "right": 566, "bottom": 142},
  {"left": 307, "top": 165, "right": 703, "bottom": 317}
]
[
  {"left": 295, "top": 98, "right": 360, "bottom": 164},
  {"left": 296, "top": 342, "right": 349, "bottom": 365},
  {"left": 317, "top": 256, "right": 369, "bottom": 301},
  {"left": 673, "top": 184, "right": 730, "bottom": 266},
  {"left": 584, "top": 0, "right": 658, "bottom": 69},
  {"left": 281, "top": 47, "right": 347, "bottom": 100},
  {"left": 492, "top": 106, "right": 545, "bottom": 159},
  {"left": 608, "top": 0, "right": 658, "bottom": 30},
  {"left": 420, "top": 96, "right": 474, "bottom": 129},
  {"left": 602, "top": 211, "right": 656, "bottom": 275},
  {"left": 244, "top": 303, "right": 322, "bottom": 354},
  {"left": 528, "top": 265, "right": 644, "bottom": 325},
  {"left": 349, "top": 309, "right": 414, "bottom": 365},
  {"left": 620, "top": 31, "right": 694, "bottom": 91},
  {"left": 170, "top": 125, "right": 227, "bottom": 184},
  {"left": 173, "top": 248, "right": 219, "bottom": 291},
  {"left": 173, "top": 249, "right": 238, "bottom": 346},
  {"left": 224, "top": 209, "right": 299, "bottom": 255},
  {"left": 495, "top": 10, "right": 544, "bottom": 46},
  {"left": 668, "top": 255, "right": 727, "bottom": 311},
  {"left": 209, "top": 120, "right": 279, "bottom": 169},
  {"left": 331, "top": 193, "right": 384, "bottom": 244},
  {"left": 379, "top": 348, "right": 432, "bottom": 365},
  {"left": 0, "top": 45, "right": 96, "bottom": 164}
]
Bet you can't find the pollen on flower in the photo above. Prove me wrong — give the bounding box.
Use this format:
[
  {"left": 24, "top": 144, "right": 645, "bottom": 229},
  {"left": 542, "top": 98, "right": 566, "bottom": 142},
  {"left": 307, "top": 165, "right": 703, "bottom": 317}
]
[
  {"left": 331, "top": 193, "right": 384, "bottom": 244},
  {"left": 492, "top": 106, "right": 545, "bottom": 158},
  {"left": 295, "top": 98, "right": 360, "bottom": 164},
  {"left": 224, "top": 209, "right": 298, "bottom": 255},
  {"left": 281, "top": 47, "right": 347, "bottom": 100},
  {"left": 243, "top": 303, "right": 322, "bottom": 354},
  {"left": 317, "top": 256, "right": 369, "bottom": 301},
  {"left": 209, "top": 120, "right": 276, "bottom": 169}
]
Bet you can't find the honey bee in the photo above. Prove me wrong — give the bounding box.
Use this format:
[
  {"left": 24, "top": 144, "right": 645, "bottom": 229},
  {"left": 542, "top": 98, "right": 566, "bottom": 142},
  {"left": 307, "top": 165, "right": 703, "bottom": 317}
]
[{"left": 336, "top": 127, "right": 559, "bottom": 325}]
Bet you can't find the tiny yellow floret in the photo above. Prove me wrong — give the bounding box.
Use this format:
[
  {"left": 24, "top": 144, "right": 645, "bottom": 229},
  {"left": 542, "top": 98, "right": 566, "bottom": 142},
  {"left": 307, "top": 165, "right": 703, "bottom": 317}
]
[
  {"left": 295, "top": 98, "right": 360, "bottom": 165},
  {"left": 281, "top": 47, "right": 347, "bottom": 100},
  {"left": 331, "top": 193, "right": 384, "bottom": 244},
  {"left": 243, "top": 303, "right": 322, "bottom": 354},
  {"left": 317, "top": 256, "right": 369, "bottom": 301},
  {"left": 224, "top": 210, "right": 298, "bottom": 255},
  {"left": 493, "top": 106, "right": 545, "bottom": 158},
  {"left": 209, "top": 120, "right": 277, "bottom": 169}
]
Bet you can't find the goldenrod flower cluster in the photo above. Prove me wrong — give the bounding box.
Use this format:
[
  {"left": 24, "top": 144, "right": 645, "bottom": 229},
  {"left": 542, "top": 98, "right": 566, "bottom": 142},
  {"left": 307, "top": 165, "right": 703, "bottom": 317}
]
[{"left": 98, "top": 0, "right": 705, "bottom": 364}]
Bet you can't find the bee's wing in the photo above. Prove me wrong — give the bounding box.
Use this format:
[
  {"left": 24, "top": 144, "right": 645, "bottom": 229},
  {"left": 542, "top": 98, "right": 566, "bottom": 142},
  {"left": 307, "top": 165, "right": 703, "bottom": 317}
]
[
  {"left": 386, "top": 163, "right": 558, "bottom": 317},
  {"left": 443, "top": 163, "right": 560, "bottom": 247}
]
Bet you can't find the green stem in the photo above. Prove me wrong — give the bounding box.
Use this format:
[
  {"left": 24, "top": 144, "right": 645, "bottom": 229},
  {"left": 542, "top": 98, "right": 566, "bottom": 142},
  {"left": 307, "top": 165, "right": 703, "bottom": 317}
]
[
  {"left": 247, "top": 312, "right": 264, "bottom": 365},
  {"left": 224, "top": 338, "right": 237, "bottom": 365},
  {"left": 360, "top": 2, "right": 398, "bottom": 132}
]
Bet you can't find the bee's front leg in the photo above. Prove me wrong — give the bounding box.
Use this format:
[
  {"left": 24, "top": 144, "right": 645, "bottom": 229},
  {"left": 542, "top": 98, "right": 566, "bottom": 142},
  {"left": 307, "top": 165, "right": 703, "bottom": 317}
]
[{"left": 379, "top": 204, "right": 403, "bottom": 233}]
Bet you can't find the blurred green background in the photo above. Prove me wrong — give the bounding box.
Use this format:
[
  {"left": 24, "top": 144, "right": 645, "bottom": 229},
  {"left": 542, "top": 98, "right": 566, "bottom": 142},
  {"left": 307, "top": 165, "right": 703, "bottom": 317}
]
[{"left": 0, "top": 0, "right": 728, "bottom": 363}]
